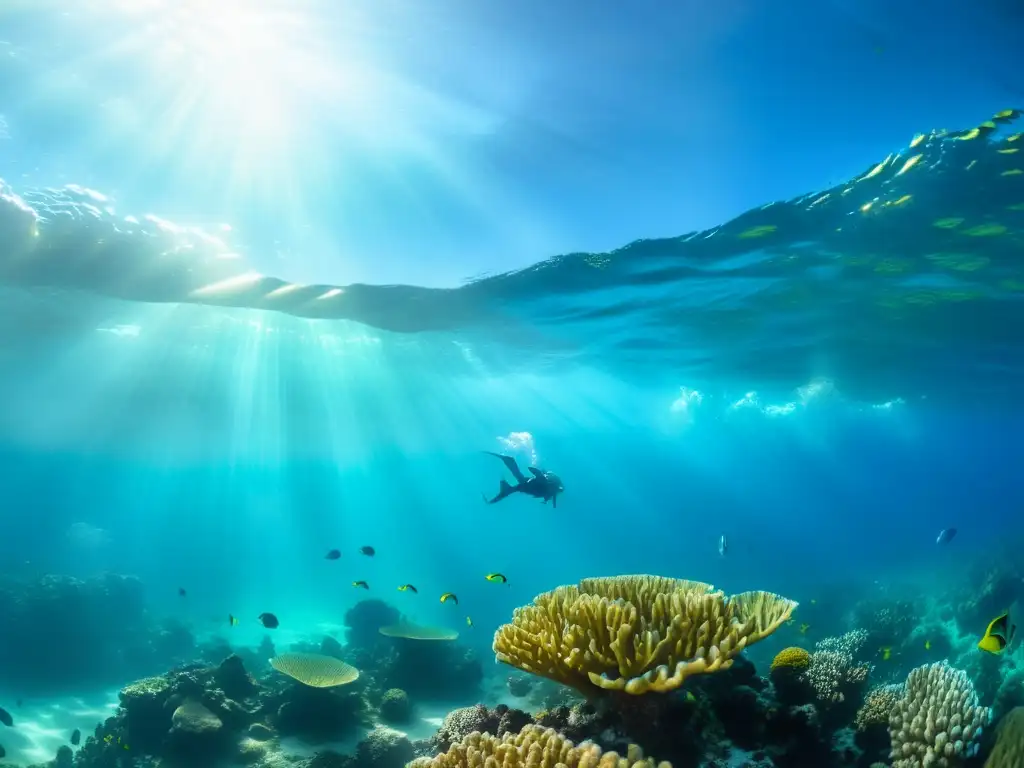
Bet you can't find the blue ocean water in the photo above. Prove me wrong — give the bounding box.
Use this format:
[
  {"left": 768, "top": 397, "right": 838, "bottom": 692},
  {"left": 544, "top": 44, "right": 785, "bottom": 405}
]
[{"left": 2, "top": 3, "right": 1024, "bottom": 768}]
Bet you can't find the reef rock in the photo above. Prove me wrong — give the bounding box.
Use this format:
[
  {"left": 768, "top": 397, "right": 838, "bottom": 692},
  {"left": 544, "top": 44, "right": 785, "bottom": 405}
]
[
  {"left": 356, "top": 726, "right": 415, "bottom": 768},
  {"left": 344, "top": 599, "right": 400, "bottom": 648},
  {"left": 379, "top": 688, "right": 412, "bottom": 724},
  {"left": 171, "top": 699, "right": 223, "bottom": 735},
  {"left": 166, "top": 698, "right": 230, "bottom": 760},
  {"left": 247, "top": 722, "right": 276, "bottom": 741},
  {"left": 215, "top": 653, "right": 258, "bottom": 700}
]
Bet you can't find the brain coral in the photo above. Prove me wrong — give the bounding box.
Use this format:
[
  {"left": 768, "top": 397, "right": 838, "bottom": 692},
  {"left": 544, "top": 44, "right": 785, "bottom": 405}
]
[
  {"left": 408, "top": 724, "right": 671, "bottom": 768},
  {"left": 771, "top": 647, "right": 811, "bottom": 672},
  {"left": 890, "top": 661, "right": 991, "bottom": 768},
  {"left": 493, "top": 574, "right": 797, "bottom": 695}
]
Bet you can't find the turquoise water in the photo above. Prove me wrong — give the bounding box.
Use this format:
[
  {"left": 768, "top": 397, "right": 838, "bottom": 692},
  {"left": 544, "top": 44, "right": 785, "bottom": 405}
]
[
  {"left": 2, "top": 111, "right": 1022, "bottom": 765},
  {"left": 2, "top": 3, "right": 1024, "bottom": 767}
]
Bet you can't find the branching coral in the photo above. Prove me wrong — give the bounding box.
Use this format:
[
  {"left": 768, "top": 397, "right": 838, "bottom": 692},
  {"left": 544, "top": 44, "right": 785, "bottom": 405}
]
[
  {"left": 492, "top": 575, "right": 797, "bottom": 695},
  {"left": 803, "top": 631, "right": 872, "bottom": 705},
  {"left": 409, "top": 724, "right": 671, "bottom": 768},
  {"left": 856, "top": 684, "right": 905, "bottom": 731},
  {"left": 889, "top": 661, "right": 990, "bottom": 768}
]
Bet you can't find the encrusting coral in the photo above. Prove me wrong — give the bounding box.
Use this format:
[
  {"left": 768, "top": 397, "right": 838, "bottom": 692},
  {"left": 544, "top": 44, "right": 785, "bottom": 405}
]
[
  {"left": 492, "top": 575, "right": 798, "bottom": 695},
  {"left": 408, "top": 723, "right": 671, "bottom": 768},
  {"left": 889, "top": 661, "right": 991, "bottom": 768}
]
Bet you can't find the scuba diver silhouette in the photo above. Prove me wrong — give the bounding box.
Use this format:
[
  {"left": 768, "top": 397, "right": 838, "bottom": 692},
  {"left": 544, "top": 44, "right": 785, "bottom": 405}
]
[{"left": 482, "top": 452, "right": 564, "bottom": 508}]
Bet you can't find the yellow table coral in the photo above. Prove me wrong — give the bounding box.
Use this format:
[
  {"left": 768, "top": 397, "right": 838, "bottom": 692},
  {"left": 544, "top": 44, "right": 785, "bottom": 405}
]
[
  {"left": 493, "top": 574, "right": 798, "bottom": 695},
  {"left": 408, "top": 724, "right": 671, "bottom": 768}
]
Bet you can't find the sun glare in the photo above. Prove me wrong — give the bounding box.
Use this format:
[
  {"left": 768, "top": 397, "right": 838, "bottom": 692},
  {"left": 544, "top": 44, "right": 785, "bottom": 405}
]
[
  {"left": 70, "top": 0, "right": 394, "bottom": 196},
  {"left": 116, "top": 0, "right": 327, "bottom": 140}
]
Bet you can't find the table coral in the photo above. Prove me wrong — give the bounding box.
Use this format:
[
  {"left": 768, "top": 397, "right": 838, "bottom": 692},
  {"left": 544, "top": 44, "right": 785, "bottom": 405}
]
[{"left": 493, "top": 575, "right": 797, "bottom": 695}]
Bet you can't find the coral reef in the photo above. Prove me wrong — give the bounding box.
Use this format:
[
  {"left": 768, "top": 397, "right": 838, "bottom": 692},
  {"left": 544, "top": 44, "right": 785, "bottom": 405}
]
[
  {"left": 802, "top": 630, "right": 872, "bottom": 729},
  {"left": 26, "top": 558, "right": 1024, "bottom": 768},
  {"left": 889, "top": 661, "right": 991, "bottom": 767},
  {"left": 0, "top": 574, "right": 195, "bottom": 693},
  {"left": 984, "top": 706, "right": 1024, "bottom": 768},
  {"left": 854, "top": 596, "right": 920, "bottom": 649},
  {"left": 493, "top": 575, "right": 797, "bottom": 694},
  {"left": 409, "top": 723, "right": 670, "bottom": 768},
  {"left": 72, "top": 651, "right": 375, "bottom": 768}
]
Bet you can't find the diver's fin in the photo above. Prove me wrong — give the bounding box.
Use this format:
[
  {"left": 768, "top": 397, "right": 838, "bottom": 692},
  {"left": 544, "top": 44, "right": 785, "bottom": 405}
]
[
  {"left": 486, "top": 479, "right": 518, "bottom": 504},
  {"left": 527, "top": 466, "right": 545, "bottom": 478},
  {"left": 483, "top": 451, "right": 527, "bottom": 483}
]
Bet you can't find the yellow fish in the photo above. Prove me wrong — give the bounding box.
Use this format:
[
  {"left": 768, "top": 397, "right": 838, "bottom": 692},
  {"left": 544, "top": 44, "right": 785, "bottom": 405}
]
[
  {"left": 352, "top": 581, "right": 369, "bottom": 589},
  {"left": 485, "top": 573, "right": 508, "bottom": 584},
  {"left": 979, "top": 605, "right": 1018, "bottom": 654},
  {"left": 228, "top": 614, "right": 239, "bottom": 627},
  {"left": 880, "top": 647, "right": 892, "bottom": 661},
  {"left": 924, "top": 639, "right": 932, "bottom": 651},
  {"left": 440, "top": 592, "right": 459, "bottom": 605},
  {"left": 799, "top": 623, "right": 810, "bottom": 635},
  {"left": 466, "top": 616, "right": 473, "bottom": 628},
  {"left": 397, "top": 584, "right": 418, "bottom": 594}
]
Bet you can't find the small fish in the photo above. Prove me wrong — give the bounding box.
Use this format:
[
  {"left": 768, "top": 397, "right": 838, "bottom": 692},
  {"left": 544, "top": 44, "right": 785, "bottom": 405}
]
[
  {"left": 799, "top": 623, "right": 810, "bottom": 635},
  {"left": 352, "top": 580, "right": 369, "bottom": 589},
  {"left": 466, "top": 616, "right": 473, "bottom": 627},
  {"left": 103, "top": 734, "right": 128, "bottom": 749},
  {"left": 880, "top": 647, "right": 892, "bottom": 661},
  {"left": 685, "top": 690, "right": 696, "bottom": 702},
  {"left": 486, "top": 573, "right": 508, "bottom": 584},
  {"left": 979, "top": 604, "right": 1018, "bottom": 655},
  {"left": 924, "top": 639, "right": 932, "bottom": 651},
  {"left": 718, "top": 534, "right": 727, "bottom": 557},
  {"left": 229, "top": 614, "right": 239, "bottom": 627},
  {"left": 360, "top": 546, "right": 375, "bottom": 557},
  {"left": 258, "top": 612, "right": 280, "bottom": 629},
  {"left": 71, "top": 728, "right": 81, "bottom": 746},
  {"left": 397, "top": 584, "right": 418, "bottom": 594},
  {"left": 325, "top": 549, "right": 341, "bottom": 560},
  {"left": 178, "top": 587, "right": 187, "bottom": 597},
  {"left": 0, "top": 706, "right": 11, "bottom": 727},
  {"left": 936, "top": 528, "right": 957, "bottom": 545},
  {"left": 440, "top": 592, "right": 459, "bottom": 605},
  {"left": 810, "top": 599, "right": 817, "bottom": 606}
]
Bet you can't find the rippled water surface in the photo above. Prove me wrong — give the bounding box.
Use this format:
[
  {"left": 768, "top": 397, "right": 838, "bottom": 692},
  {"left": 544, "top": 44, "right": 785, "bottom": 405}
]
[{"left": 3, "top": 110, "right": 1022, "bottom": 404}]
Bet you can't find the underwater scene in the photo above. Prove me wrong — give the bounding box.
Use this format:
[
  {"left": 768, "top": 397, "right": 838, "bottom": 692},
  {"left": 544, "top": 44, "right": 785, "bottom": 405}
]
[{"left": 2, "top": 1, "right": 1024, "bottom": 768}]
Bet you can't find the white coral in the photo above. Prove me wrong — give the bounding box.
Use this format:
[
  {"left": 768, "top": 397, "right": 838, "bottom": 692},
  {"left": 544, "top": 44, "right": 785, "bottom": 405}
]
[{"left": 890, "top": 662, "right": 990, "bottom": 768}]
